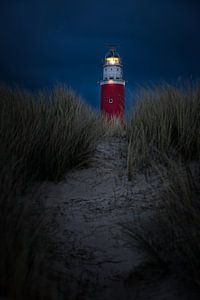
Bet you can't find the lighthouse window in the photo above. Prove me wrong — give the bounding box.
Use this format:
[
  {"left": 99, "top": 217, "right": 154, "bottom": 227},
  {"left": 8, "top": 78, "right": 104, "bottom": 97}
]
[{"left": 108, "top": 98, "right": 113, "bottom": 104}]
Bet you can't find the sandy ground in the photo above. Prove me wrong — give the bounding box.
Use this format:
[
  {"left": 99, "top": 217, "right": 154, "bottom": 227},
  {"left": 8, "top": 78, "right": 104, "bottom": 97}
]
[{"left": 36, "top": 137, "right": 199, "bottom": 300}]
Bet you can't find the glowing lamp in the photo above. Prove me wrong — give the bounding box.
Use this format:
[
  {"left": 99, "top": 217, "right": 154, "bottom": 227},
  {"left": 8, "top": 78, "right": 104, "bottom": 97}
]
[{"left": 106, "top": 57, "right": 120, "bottom": 65}]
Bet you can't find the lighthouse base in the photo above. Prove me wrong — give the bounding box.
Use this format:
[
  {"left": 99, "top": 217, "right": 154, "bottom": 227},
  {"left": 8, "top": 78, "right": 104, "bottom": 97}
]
[{"left": 100, "top": 80, "right": 125, "bottom": 121}]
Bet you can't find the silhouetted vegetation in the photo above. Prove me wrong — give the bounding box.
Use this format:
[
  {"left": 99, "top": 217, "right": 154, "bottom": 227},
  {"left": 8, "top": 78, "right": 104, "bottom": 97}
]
[
  {"left": 126, "top": 83, "right": 200, "bottom": 287},
  {"left": 0, "top": 85, "right": 102, "bottom": 299},
  {"left": 127, "top": 83, "right": 200, "bottom": 179}
]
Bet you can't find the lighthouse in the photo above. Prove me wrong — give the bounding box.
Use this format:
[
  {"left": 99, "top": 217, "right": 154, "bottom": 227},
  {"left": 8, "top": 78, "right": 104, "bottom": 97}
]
[{"left": 100, "top": 47, "right": 125, "bottom": 120}]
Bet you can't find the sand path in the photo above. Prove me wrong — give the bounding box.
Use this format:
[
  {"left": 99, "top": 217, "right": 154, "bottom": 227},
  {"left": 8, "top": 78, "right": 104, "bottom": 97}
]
[{"left": 39, "top": 137, "right": 198, "bottom": 300}]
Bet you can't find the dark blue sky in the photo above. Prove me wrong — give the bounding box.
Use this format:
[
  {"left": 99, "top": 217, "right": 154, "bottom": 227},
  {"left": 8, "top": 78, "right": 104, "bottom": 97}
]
[{"left": 0, "top": 0, "right": 200, "bottom": 108}]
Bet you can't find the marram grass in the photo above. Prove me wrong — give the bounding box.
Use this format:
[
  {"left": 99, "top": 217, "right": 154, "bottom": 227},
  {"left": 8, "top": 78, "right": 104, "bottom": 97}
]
[
  {"left": 0, "top": 84, "right": 102, "bottom": 299},
  {"left": 125, "top": 83, "right": 200, "bottom": 287},
  {"left": 127, "top": 83, "right": 200, "bottom": 179},
  {"left": 0, "top": 84, "right": 102, "bottom": 187}
]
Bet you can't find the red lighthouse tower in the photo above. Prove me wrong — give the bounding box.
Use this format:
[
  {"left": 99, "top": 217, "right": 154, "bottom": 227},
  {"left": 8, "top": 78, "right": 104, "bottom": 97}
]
[{"left": 100, "top": 48, "right": 125, "bottom": 120}]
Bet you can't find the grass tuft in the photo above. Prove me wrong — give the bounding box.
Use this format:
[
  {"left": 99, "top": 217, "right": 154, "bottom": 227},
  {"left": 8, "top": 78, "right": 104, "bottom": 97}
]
[
  {"left": 127, "top": 83, "right": 200, "bottom": 179},
  {"left": 126, "top": 83, "right": 200, "bottom": 286},
  {"left": 101, "top": 115, "right": 126, "bottom": 138},
  {"left": 0, "top": 84, "right": 102, "bottom": 298}
]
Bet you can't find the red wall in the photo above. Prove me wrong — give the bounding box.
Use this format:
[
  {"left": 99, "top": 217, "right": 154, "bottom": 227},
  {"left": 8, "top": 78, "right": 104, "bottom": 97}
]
[{"left": 100, "top": 83, "right": 125, "bottom": 120}]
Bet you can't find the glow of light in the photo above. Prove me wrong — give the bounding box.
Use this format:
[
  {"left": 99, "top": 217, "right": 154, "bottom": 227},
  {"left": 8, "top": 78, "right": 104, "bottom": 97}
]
[{"left": 106, "top": 57, "right": 120, "bottom": 65}]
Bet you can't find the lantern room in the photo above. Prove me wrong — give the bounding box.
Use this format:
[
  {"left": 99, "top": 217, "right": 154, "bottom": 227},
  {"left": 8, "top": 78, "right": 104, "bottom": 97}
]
[{"left": 103, "top": 49, "right": 123, "bottom": 81}]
